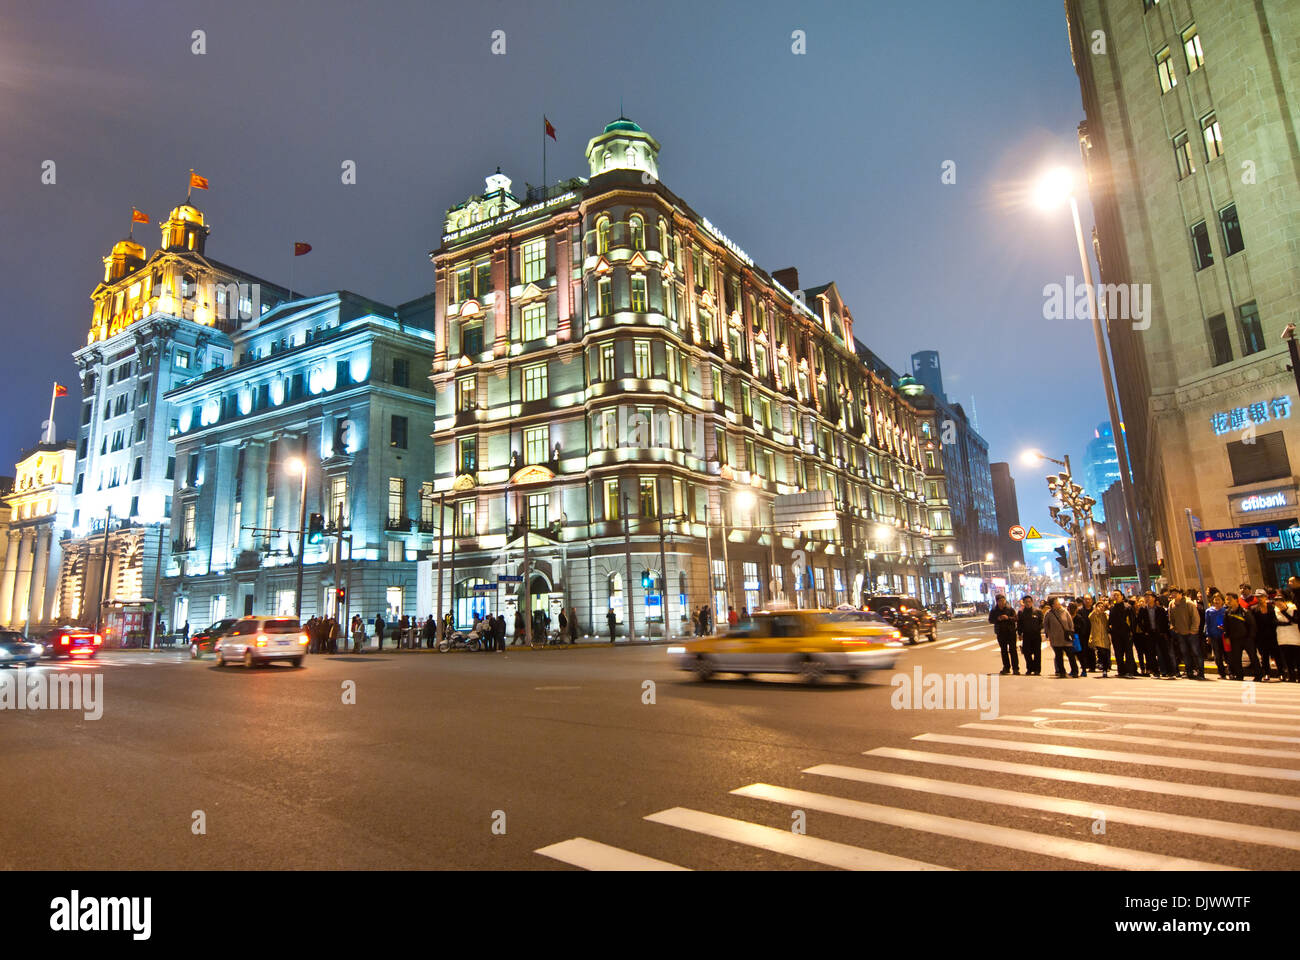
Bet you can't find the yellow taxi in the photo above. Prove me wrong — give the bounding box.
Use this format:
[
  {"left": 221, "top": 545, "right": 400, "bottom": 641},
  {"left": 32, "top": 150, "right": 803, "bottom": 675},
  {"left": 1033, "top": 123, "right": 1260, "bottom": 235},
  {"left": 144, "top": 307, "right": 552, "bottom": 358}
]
[{"left": 667, "top": 608, "right": 905, "bottom": 683}]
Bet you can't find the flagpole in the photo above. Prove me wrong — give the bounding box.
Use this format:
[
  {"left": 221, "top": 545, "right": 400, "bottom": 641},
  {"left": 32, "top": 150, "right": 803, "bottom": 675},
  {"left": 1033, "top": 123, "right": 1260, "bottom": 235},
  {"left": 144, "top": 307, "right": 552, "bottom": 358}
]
[
  {"left": 46, "top": 383, "right": 57, "bottom": 444},
  {"left": 542, "top": 119, "right": 547, "bottom": 198},
  {"left": 187, "top": 168, "right": 193, "bottom": 203}
]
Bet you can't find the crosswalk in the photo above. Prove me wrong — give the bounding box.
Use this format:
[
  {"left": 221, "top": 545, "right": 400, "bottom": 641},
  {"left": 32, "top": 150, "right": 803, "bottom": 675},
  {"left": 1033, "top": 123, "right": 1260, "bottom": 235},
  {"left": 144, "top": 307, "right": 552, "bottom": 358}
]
[
  {"left": 535, "top": 677, "right": 1300, "bottom": 870},
  {"left": 22, "top": 655, "right": 189, "bottom": 670}
]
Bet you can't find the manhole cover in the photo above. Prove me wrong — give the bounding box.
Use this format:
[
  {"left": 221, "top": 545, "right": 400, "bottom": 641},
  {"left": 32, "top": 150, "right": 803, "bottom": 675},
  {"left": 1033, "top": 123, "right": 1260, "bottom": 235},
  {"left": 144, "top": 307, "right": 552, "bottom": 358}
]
[{"left": 1034, "top": 718, "right": 1118, "bottom": 732}]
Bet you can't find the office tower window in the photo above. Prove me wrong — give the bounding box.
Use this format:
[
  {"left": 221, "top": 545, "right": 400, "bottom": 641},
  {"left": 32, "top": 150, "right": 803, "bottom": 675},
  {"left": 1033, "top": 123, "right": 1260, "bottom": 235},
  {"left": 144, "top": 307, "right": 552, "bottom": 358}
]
[
  {"left": 392, "top": 358, "right": 409, "bottom": 387},
  {"left": 1220, "top": 204, "right": 1244, "bottom": 256},
  {"left": 1182, "top": 25, "right": 1204, "bottom": 72},
  {"left": 1202, "top": 112, "right": 1223, "bottom": 161},
  {"left": 1238, "top": 301, "right": 1264, "bottom": 356},
  {"left": 390, "top": 415, "right": 408, "bottom": 449},
  {"left": 522, "top": 362, "right": 548, "bottom": 402},
  {"left": 1156, "top": 47, "right": 1177, "bottom": 92},
  {"left": 522, "top": 303, "right": 546, "bottom": 341},
  {"left": 1191, "top": 221, "right": 1214, "bottom": 271},
  {"left": 1174, "top": 132, "right": 1196, "bottom": 179},
  {"left": 522, "top": 238, "right": 546, "bottom": 284},
  {"left": 1208, "top": 313, "right": 1233, "bottom": 366}
]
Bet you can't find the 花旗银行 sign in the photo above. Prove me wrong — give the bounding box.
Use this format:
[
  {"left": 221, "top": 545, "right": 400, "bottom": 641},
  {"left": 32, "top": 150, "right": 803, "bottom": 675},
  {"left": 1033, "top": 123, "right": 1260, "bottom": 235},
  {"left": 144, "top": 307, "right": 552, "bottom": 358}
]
[{"left": 1210, "top": 396, "right": 1292, "bottom": 435}]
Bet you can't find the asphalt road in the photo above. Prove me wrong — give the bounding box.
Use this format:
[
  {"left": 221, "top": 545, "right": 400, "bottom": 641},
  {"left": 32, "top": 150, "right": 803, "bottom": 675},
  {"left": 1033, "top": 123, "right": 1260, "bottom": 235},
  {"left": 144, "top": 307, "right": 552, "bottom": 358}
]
[{"left": 3, "top": 617, "right": 1299, "bottom": 870}]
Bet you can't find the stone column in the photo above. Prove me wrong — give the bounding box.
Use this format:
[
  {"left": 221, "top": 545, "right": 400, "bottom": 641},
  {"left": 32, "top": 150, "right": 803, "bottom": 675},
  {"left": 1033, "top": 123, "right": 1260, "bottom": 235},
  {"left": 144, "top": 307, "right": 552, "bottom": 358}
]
[
  {"left": 0, "top": 530, "right": 20, "bottom": 625},
  {"left": 13, "top": 531, "right": 35, "bottom": 625},
  {"left": 27, "top": 527, "right": 52, "bottom": 627}
]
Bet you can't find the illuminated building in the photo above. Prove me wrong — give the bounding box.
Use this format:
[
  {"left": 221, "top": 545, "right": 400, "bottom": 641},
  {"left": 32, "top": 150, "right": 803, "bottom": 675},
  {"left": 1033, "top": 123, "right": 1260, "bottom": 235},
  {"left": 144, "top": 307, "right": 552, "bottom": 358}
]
[
  {"left": 427, "top": 117, "right": 939, "bottom": 636},
  {"left": 0, "top": 443, "right": 75, "bottom": 630},
  {"left": 56, "top": 203, "right": 290, "bottom": 634},
  {"left": 158, "top": 290, "right": 439, "bottom": 626}
]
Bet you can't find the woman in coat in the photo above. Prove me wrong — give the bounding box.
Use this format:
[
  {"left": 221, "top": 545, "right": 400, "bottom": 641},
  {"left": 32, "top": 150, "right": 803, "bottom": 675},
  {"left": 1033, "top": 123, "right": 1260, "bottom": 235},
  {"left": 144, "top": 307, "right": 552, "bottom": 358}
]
[
  {"left": 1044, "top": 597, "right": 1080, "bottom": 678},
  {"left": 1073, "top": 600, "right": 1095, "bottom": 674},
  {"left": 1089, "top": 598, "right": 1112, "bottom": 677},
  {"left": 1274, "top": 596, "right": 1300, "bottom": 682}
]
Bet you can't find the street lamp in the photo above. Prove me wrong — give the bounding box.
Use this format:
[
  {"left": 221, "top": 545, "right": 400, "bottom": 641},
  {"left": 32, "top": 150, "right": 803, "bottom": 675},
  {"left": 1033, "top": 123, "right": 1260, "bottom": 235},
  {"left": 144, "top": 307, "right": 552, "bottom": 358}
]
[
  {"left": 1034, "top": 165, "right": 1148, "bottom": 591},
  {"left": 286, "top": 456, "right": 308, "bottom": 622}
]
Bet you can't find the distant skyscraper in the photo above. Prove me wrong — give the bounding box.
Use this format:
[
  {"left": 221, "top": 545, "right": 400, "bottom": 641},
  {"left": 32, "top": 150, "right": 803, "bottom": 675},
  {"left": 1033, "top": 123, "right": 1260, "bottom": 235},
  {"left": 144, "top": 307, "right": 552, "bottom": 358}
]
[
  {"left": 910, "top": 350, "right": 946, "bottom": 404},
  {"left": 1084, "top": 421, "right": 1121, "bottom": 520},
  {"left": 990, "top": 462, "right": 1024, "bottom": 567}
]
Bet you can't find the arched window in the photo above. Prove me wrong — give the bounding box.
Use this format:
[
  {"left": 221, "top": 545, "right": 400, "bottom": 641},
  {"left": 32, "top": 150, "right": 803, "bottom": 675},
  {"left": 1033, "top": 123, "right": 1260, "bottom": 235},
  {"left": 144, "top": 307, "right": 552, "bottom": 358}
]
[
  {"left": 596, "top": 216, "right": 610, "bottom": 254},
  {"left": 658, "top": 218, "right": 669, "bottom": 255},
  {"left": 629, "top": 215, "right": 645, "bottom": 251},
  {"left": 608, "top": 572, "right": 624, "bottom": 623}
]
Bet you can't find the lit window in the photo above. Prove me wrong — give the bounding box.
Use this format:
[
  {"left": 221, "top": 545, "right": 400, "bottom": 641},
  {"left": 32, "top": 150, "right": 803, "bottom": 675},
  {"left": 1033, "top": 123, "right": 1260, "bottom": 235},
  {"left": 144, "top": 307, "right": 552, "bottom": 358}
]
[
  {"left": 605, "top": 479, "right": 620, "bottom": 520},
  {"left": 388, "top": 477, "right": 405, "bottom": 522},
  {"left": 1182, "top": 25, "right": 1203, "bottom": 73},
  {"left": 455, "top": 499, "right": 476, "bottom": 537},
  {"left": 523, "top": 425, "right": 549, "bottom": 464},
  {"left": 596, "top": 217, "right": 610, "bottom": 254},
  {"left": 458, "top": 437, "right": 477, "bottom": 473},
  {"left": 1174, "top": 131, "right": 1196, "bottom": 179},
  {"left": 630, "top": 215, "right": 644, "bottom": 251},
  {"left": 522, "top": 238, "right": 546, "bottom": 284},
  {"left": 1156, "top": 47, "right": 1177, "bottom": 93},
  {"left": 522, "top": 362, "right": 548, "bottom": 402},
  {"left": 456, "top": 376, "right": 476, "bottom": 411},
  {"left": 634, "top": 340, "right": 651, "bottom": 378},
  {"left": 639, "top": 476, "right": 657, "bottom": 517},
  {"left": 630, "top": 275, "right": 647, "bottom": 312},
  {"left": 1202, "top": 113, "right": 1223, "bottom": 161},
  {"left": 598, "top": 278, "right": 612, "bottom": 315},
  {"left": 522, "top": 303, "right": 546, "bottom": 341},
  {"left": 527, "top": 493, "right": 548, "bottom": 530},
  {"left": 1239, "top": 301, "right": 1264, "bottom": 357}
]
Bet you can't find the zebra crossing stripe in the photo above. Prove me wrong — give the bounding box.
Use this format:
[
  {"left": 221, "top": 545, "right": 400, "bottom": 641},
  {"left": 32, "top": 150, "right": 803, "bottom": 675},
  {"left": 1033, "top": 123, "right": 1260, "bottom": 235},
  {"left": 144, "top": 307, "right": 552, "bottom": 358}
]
[
  {"left": 733, "top": 782, "right": 1238, "bottom": 870},
  {"left": 961, "top": 721, "right": 1300, "bottom": 761},
  {"left": 1123, "top": 723, "right": 1300, "bottom": 745},
  {"left": 534, "top": 838, "right": 690, "bottom": 871},
  {"left": 1038, "top": 706, "right": 1300, "bottom": 732}
]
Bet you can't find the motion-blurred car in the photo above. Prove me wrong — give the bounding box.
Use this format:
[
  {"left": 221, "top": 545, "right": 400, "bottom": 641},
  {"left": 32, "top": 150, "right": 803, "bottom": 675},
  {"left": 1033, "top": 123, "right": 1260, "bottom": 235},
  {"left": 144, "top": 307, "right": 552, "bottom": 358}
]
[
  {"left": 953, "top": 602, "right": 978, "bottom": 617},
  {"left": 0, "top": 629, "right": 42, "bottom": 667},
  {"left": 667, "top": 609, "right": 904, "bottom": 683},
  {"left": 864, "top": 596, "right": 937, "bottom": 643},
  {"left": 214, "top": 617, "right": 309, "bottom": 668},
  {"left": 40, "top": 626, "right": 102, "bottom": 660},
  {"left": 190, "top": 618, "right": 239, "bottom": 659}
]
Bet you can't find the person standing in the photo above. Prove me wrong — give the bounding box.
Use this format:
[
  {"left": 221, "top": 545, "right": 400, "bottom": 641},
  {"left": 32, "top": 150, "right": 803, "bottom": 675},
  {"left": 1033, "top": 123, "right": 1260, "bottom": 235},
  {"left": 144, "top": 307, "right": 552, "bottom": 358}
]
[
  {"left": 1274, "top": 595, "right": 1300, "bottom": 682},
  {"left": 1015, "top": 596, "right": 1043, "bottom": 676},
  {"left": 351, "top": 615, "right": 364, "bottom": 654},
  {"left": 495, "top": 613, "right": 507, "bottom": 652},
  {"left": 374, "top": 613, "right": 385, "bottom": 652},
  {"left": 1045, "top": 596, "right": 1080, "bottom": 678},
  {"left": 1223, "top": 593, "right": 1260, "bottom": 681},
  {"left": 1204, "top": 593, "right": 1228, "bottom": 678},
  {"left": 1168, "top": 587, "right": 1202, "bottom": 680},
  {"left": 1254, "top": 590, "right": 1286, "bottom": 681},
  {"left": 989, "top": 594, "right": 1019, "bottom": 676},
  {"left": 558, "top": 607, "right": 570, "bottom": 645},
  {"left": 328, "top": 616, "right": 339, "bottom": 655},
  {"left": 513, "top": 609, "right": 524, "bottom": 645},
  {"left": 607, "top": 608, "right": 617, "bottom": 643},
  {"left": 1089, "top": 598, "right": 1112, "bottom": 677},
  {"left": 1108, "top": 591, "right": 1136, "bottom": 677},
  {"left": 727, "top": 605, "right": 739, "bottom": 629},
  {"left": 1073, "top": 598, "right": 1094, "bottom": 674},
  {"left": 569, "top": 607, "right": 579, "bottom": 644}
]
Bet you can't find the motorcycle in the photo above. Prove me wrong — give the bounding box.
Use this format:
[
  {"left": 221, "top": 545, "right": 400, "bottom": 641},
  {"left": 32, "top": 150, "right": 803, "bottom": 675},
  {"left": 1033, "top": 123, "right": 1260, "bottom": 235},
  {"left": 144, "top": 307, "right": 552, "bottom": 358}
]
[{"left": 438, "top": 626, "right": 485, "bottom": 653}]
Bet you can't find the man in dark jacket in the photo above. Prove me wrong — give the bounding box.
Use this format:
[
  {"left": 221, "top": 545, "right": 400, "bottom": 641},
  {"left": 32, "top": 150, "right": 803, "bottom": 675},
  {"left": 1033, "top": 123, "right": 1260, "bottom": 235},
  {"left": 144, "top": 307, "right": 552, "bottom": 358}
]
[
  {"left": 1108, "top": 591, "right": 1136, "bottom": 677},
  {"left": 1016, "top": 596, "right": 1044, "bottom": 676},
  {"left": 1251, "top": 590, "right": 1284, "bottom": 680},
  {"left": 1074, "top": 597, "right": 1095, "bottom": 673},
  {"left": 373, "top": 613, "right": 385, "bottom": 651},
  {"left": 989, "top": 594, "right": 1019, "bottom": 675},
  {"left": 607, "top": 608, "right": 618, "bottom": 643},
  {"left": 1224, "top": 593, "right": 1260, "bottom": 681}
]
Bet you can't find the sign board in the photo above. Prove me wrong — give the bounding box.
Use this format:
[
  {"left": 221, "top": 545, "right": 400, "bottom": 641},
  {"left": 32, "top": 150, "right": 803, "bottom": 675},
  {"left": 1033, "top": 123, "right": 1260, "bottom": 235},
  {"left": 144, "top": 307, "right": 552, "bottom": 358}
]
[
  {"left": 644, "top": 595, "right": 662, "bottom": 609},
  {"left": 927, "top": 556, "right": 962, "bottom": 572},
  {"left": 471, "top": 583, "right": 497, "bottom": 593},
  {"left": 497, "top": 574, "right": 523, "bottom": 583},
  {"left": 773, "top": 491, "right": 838, "bottom": 533},
  {"left": 1188, "top": 513, "right": 1202, "bottom": 531},
  {"left": 1194, "top": 524, "right": 1281, "bottom": 546},
  {"left": 1231, "top": 487, "right": 1296, "bottom": 514},
  {"left": 1008, "top": 525, "right": 1026, "bottom": 541},
  {"left": 1025, "top": 526, "right": 1043, "bottom": 539}
]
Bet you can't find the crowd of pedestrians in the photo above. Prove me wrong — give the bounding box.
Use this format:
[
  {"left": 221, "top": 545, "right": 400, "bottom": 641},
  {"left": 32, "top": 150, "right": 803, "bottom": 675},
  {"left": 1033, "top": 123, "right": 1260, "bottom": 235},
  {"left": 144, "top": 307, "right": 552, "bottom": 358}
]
[{"left": 988, "top": 579, "right": 1300, "bottom": 680}]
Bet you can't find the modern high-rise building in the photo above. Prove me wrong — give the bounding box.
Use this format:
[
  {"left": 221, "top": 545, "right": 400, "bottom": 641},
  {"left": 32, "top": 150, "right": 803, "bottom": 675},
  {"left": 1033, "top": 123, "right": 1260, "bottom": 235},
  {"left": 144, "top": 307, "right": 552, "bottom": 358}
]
[
  {"left": 910, "top": 350, "right": 946, "bottom": 403},
  {"left": 990, "top": 461, "right": 1024, "bottom": 568},
  {"left": 426, "top": 118, "right": 942, "bottom": 637},
  {"left": 1066, "top": 1, "right": 1300, "bottom": 590},
  {"left": 1083, "top": 421, "right": 1120, "bottom": 520},
  {"left": 56, "top": 202, "right": 290, "bottom": 639}
]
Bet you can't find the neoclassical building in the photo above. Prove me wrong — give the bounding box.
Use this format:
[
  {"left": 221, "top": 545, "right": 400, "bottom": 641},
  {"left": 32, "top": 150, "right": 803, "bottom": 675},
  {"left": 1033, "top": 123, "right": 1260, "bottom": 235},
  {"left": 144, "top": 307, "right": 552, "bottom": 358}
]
[
  {"left": 0, "top": 442, "right": 75, "bottom": 631},
  {"left": 56, "top": 202, "right": 290, "bottom": 639},
  {"left": 426, "top": 118, "right": 940, "bottom": 638}
]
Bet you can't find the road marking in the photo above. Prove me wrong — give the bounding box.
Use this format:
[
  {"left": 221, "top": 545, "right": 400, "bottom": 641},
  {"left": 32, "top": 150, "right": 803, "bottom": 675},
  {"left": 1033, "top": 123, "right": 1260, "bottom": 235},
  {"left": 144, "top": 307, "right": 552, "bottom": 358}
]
[
  {"left": 914, "top": 732, "right": 1300, "bottom": 781},
  {"left": 863, "top": 747, "right": 1300, "bottom": 811},
  {"left": 534, "top": 838, "right": 689, "bottom": 871},
  {"left": 733, "top": 782, "right": 1238, "bottom": 870},
  {"left": 642, "top": 807, "right": 949, "bottom": 871},
  {"left": 534, "top": 686, "right": 582, "bottom": 691},
  {"left": 966, "top": 640, "right": 999, "bottom": 651},
  {"left": 1037, "top": 707, "right": 1300, "bottom": 732},
  {"left": 800, "top": 766, "right": 1300, "bottom": 855},
  {"left": 1088, "top": 694, "right": 1300, "bottom": 710},
  {"left": 1123, "top": 723, "right": 1300, "bottom": 745},
  {"left": 937, "top": 638, "right": 984, "bottom": 650},
  {"left": 962, "top": 721, "right": 1300, "bottom": 761}
]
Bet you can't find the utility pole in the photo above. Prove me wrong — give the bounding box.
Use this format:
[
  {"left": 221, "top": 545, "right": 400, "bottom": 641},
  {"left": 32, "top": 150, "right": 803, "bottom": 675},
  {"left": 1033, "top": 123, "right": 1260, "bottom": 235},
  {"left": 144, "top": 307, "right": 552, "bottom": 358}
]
[
  {"left": 148, "top": 525, "right": 163, "bottom": 650},
  {"left": 656, "top": 511, "right": 670, "bottom": 644},
  {"left": 292, "top": 462, "right": 307, "bottom": 622},
  {"left": 436, "top": 490, "right": 445, "bottom": 644},
  {"left": 522, "top": 509, "right": 532, "bottom": 644},
  {"left": 94, "top": 507, "right": 112, "bottom": 635},
  {"left": 622, "top": 491, "right": 636, "bottom": 644}
]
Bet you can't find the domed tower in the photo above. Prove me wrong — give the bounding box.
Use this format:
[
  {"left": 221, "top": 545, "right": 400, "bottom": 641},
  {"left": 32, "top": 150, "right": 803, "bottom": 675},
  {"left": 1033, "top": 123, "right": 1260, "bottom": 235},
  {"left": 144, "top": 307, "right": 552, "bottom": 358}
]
[
  {"left": 101, "top": 238, "right": 146, "bottom": 284},
  {"left": 585, "top": 117, "right": 660, "bottom": 181},
  {"left": 160, "top": 203, "right": 209, "bottom": 253}
]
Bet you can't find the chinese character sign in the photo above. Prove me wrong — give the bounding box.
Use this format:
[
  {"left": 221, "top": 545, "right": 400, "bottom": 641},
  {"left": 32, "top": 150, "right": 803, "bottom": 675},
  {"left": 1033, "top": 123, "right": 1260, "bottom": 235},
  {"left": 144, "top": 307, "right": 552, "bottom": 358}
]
[{"left": 1211, "top": 396, "right": 1293, "bottom": 435}]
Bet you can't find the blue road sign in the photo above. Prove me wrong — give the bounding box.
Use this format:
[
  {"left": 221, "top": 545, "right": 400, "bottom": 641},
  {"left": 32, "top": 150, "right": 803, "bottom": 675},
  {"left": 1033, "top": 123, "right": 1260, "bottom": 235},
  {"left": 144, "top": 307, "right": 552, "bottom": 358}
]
[
  {"left": 497, "top": 574, "right": 523, "bottom": 583},
  {"left": 1194, "top": 524, "right": 1281, "bottom": 546}
]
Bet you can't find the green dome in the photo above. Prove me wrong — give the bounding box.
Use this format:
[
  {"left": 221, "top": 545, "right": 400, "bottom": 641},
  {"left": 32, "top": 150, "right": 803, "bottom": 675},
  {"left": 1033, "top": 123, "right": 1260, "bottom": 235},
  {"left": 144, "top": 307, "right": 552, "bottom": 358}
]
[{"left": 603, "top": 117, "right": 642, "bottom": 133}]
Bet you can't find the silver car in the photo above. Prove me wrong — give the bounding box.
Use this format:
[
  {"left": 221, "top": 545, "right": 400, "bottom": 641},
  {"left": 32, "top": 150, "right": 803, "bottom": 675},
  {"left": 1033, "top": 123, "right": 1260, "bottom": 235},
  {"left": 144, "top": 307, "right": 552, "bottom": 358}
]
[{"left": 215, "top": 617, "right": 308, "bottom": 668}]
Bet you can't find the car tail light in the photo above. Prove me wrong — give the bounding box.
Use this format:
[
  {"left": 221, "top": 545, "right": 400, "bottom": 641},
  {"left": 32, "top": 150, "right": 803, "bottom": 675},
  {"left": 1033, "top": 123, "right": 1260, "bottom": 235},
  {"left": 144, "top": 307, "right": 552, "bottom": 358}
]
[
  {"left": 60, "top": 637, "right": 69, "bottom": 645},
  {"left": 92, "top": 635, "right": 102, "bottom": 645},
  {"left": 256, "top": 634, "right": 268, "bottom": 647},
  {"left": 298, "top": 634, "right": 309, "bottom": 645}
]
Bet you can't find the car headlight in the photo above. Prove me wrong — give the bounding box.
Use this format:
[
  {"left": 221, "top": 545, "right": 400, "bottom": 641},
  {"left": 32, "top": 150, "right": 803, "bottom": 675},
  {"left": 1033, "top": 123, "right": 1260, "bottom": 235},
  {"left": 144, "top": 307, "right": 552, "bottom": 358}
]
[
  {"left": 666, "top": 646, "right": 686, "bottom": 656},
  {"left": 0, "top": 649, "right": 9, "bottom": 659},
  {"left": 30, "top": 644, "right": 43, "bottom": 656}
]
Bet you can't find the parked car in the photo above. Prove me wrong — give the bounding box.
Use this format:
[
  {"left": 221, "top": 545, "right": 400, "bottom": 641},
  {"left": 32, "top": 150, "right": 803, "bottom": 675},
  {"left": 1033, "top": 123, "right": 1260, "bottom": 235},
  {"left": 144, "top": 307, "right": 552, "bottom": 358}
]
[
  {"left": 863, "top": 596, "right": 937, "bottom": 643},
  {"left": 0, "top": 629, "right": 42, "bottom": 667},
  {"left": 215, "top": 617, "right": 308, "bottom": 668},
  {"left": 667, "top": 609, "right": 904, "bottom": 683},
  {"left": 190, "top": 618, "right": 239, "bottom": 659},
  {"left": 40, "top": 626, "right": 102, "bottom": 660}
]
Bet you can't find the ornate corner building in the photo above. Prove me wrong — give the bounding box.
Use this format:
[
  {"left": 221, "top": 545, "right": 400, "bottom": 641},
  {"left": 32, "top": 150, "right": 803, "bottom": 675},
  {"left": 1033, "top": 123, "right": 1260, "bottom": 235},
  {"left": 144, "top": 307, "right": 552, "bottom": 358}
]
[
  {"left": 426, "top": 118, "right": 943, "bottom": 637},
  {"left": 0, "top": 443, "right": 75, "bottom": 630}
]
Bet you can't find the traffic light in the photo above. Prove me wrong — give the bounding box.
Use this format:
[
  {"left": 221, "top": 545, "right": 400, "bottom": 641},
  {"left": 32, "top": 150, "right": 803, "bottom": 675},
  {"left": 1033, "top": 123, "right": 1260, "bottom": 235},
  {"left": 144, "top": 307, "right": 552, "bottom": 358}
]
[
  {"left": 307, "top": 512, "right": 324, "bottom": 544},
  {"left": 641, "top": 571, "right": 652, "bottom": 590},
  {"left": 336, "top": 586, "right": 346, "bottom": 605},
  {"left": 1054, "top": 545, "right": 1069, "bottom": 570}
]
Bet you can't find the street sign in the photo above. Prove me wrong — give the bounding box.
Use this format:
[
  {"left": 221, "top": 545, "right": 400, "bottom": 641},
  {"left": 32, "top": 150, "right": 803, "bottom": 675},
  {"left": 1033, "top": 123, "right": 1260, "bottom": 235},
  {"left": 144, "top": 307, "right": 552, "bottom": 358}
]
[
  {"left": 1194, "top": 524, "right": 1281, "bottom": 546},
  {"left": 1025, "top": 526, "right": 1043, "bottom": 539},
  {"left": 471, "top": 583, "right": 496, "bottom": 592},
  {"left": 1009, "top": 525, "right": 1026, "bottom": 541},
  {"left": 497, "top": 574, "right": 522, "bottom": 583},
  {"left": 1188, "top": 513, "right": 1202, "bottom": 531}
]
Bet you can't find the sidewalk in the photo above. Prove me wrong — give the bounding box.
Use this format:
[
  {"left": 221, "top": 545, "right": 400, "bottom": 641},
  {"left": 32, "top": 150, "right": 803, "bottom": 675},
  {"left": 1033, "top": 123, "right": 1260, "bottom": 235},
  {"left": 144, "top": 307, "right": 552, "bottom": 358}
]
[{"left": 378, "top": 635, "right": 685, "bottom": 654}]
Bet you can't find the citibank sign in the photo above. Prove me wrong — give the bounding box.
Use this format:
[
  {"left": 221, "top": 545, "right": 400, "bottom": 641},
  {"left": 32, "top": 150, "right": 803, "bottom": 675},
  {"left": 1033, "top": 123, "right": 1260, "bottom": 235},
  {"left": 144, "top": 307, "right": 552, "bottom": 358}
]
[{"left": 1238, "top": 491, "right": 1291, "bottom": 512}]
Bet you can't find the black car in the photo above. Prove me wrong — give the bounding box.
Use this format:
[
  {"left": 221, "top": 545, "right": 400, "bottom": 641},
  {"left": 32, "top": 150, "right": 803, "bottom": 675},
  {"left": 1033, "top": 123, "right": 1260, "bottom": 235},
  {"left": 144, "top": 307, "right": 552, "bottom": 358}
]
[
  {"left": 864, "top": 596, "right": 937, "bottom": 643},
  {"left": 0, "top": 629, "right": 41, "bottom": 667},
  {"left": 189, "top": 618, "right": 239, "bottom": 659}
]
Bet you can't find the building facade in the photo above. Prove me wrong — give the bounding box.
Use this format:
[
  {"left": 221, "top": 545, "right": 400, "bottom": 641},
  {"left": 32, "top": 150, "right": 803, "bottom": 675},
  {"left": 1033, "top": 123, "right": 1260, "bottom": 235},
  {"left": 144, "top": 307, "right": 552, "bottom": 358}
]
[
  {"left": 1066, "top": 0, "right": 1300, "bottom": 590},
  {"left": 426, "top": 118, "right": 942, "bottom": 638},
  {"left": 1083, "top": 421, "right": 1120, "bottom": 520},
  {"left": 990, "top": 461, "right": 1024, "bottom": 568},
  {"left": 157, "top": 290, "right": 439, "bottom": 628},
  {"left": 56, "top": 203, "right": 290, "bottom": 637},
  {"left": 0, "top": 443, "right": 75, "bottom": 631}
]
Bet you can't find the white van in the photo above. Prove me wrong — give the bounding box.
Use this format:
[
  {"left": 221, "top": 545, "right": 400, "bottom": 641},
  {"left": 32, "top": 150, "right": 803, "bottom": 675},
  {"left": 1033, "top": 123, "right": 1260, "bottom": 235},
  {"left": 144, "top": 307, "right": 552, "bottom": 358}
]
[{"left": 215, "top": 617, "right": 308, "bottom": 668}]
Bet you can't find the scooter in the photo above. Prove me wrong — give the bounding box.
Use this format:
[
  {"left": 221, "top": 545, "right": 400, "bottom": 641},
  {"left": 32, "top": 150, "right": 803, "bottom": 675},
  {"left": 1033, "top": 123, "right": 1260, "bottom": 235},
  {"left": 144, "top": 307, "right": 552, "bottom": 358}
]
[{"left": 438, "top": 625, "right": 485, "bottom": 653}]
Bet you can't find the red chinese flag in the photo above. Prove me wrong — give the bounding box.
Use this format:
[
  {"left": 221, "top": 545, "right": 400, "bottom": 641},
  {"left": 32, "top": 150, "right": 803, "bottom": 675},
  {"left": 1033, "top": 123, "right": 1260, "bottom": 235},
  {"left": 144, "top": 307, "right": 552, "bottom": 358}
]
[
  {"left": 545, "top": 116, "right": 556, "bottom": 141},
  {"left": 131, "top": 208, "right": 149, "bottom": 224},
  {"left": 294, "top": 242, "right": 312, "bottom": 256},
  {"left": 54, "top": 383, "right": 68, "bottom": 397},
  {"left": 190, "top": 172, "right": 209, "bottom": 190}
]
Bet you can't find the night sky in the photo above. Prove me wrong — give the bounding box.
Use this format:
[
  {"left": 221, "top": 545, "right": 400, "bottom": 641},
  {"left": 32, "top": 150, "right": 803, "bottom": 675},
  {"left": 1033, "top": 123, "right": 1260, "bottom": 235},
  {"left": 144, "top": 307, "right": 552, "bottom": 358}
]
[{"left": 1, "top": 0, "right": 1104, "bottom": 538}]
